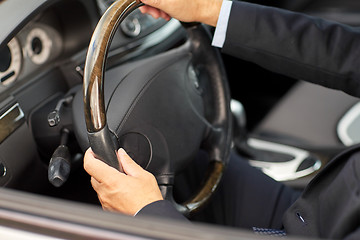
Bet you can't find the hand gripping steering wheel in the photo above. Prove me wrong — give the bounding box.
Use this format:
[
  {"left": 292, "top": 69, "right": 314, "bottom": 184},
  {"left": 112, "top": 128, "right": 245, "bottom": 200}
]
[{"left": 82, "top": 0, "right": 232, "bottom": 216}]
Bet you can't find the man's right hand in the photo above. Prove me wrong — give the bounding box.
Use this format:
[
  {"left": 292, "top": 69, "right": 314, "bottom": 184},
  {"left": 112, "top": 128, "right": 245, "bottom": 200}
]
[
  {"left": 83, "top": 148, "right": 163, "bottom": 216},
  {"left": 139, "top": 0, "right": 223, "bottom": 27}
]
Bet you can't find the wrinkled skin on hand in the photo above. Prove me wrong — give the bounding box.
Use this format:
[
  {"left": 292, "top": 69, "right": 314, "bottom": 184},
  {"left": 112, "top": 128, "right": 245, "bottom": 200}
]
[
  {"left": 83, "top": 148, "right": 163, "bottom": 216},
  {"left": 139, "top": 0, "right": 222, "bottom": 27}
]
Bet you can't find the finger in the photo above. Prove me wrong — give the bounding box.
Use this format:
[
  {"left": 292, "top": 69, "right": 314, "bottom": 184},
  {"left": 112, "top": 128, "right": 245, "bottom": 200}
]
[
  {"left": 139, "top": 5, "right": 151, "bottom": 14},
  {"left": 83, "top": 147, "right": 95, "bottom": 160},
  {"left": 83, "top": 148, "right": 97, "bottom": 173},
  {"left": 141, "top": 0, "right": 162, "bottom": 9},
  {"left": 139, "top": 6, "right": 166, "bottom": 20},
  {"left": 84, "top": 148, "right": 121, "bottom": 183},
  {"left": 117, "top": 148, "right": 145, "bottom": 177},
  {"left": 90, "top": 177, "right": 102, "bottom": 201},
  {"left": 90, "top": 177, "right": 106, "bottom": 207},
  {"left": 144, "top": 7, "right": 161, "bottom": 19},
  {"left": 90, "top": 176, "right": 101, "bottom": 191},
  {"left": 159, "top": 11, "right": 171, "bottom": 21},
  {"left": 141, "top": 0, "right": 166, "bottom": 9}
]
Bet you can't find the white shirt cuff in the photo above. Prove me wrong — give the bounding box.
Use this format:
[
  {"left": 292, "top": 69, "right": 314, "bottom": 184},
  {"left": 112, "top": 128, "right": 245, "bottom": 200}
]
[{"left": 212, "top": 0, "right": 233, "bottom": 48}]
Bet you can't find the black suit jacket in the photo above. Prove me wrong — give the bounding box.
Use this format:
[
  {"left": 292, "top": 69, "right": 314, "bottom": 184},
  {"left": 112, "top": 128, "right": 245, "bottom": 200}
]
[
  {"left": 138, "top": 1, "right": 360, "bottom": 239},
  {"left": 223, "top": 1, "right": 360, "bottom": 98},
  {"left": 283, "top": 144, "right": 360, "bottom": 239},
  {"left": 137, "top": 200, "right": 189, "bottom": 221},
  {"left": 222, "top": 3, "right": 360, "bottom": 238},
  {"left": 138, "top": 147, "right": 360, "bottom": 239}
]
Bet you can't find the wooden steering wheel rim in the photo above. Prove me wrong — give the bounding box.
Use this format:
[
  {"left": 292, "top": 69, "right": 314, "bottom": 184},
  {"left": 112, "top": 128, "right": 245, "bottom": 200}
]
[{"left": 83, "top": 0, "right": 232, "bottom": 215}]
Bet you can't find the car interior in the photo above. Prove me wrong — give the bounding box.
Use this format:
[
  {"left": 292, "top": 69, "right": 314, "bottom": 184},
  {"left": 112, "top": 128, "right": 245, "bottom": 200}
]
[{"left": 0, "top": 0, "right": 360, "bottom": 238}]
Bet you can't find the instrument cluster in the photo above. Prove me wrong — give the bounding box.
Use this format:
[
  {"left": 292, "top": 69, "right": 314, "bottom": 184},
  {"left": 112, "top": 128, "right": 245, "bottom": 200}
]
[{"left": 0, "top": 22, "right": 62, "bottom": 89}]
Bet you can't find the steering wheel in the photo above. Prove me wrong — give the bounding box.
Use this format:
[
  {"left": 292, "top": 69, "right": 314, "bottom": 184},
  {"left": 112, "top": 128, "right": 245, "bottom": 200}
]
[{"left": 77, "top": 0, "right": 232, "bottom": 216}]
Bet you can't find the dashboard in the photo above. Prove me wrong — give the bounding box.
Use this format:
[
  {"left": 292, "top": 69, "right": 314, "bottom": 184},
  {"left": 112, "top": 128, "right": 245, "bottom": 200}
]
[
  {"left": 0, "top": 0, "right": 184, "bottom": 191},
  {"left": 0, "top": 0, "right": 183, "bottom": 96}
]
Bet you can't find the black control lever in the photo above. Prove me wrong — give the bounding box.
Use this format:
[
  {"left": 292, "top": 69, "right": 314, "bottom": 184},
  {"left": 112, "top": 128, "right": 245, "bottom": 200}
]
[
  {"left": 48, "top": 128, "right": 71, "bottom": 187},
  {"left": 47, "top": 96, "right": 74, "bottom": 127}
]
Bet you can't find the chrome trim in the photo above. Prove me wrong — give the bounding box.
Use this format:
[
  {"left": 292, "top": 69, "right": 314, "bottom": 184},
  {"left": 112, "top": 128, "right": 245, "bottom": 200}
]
[
  {"left": 230, "top": 99, "right": 246, "bottom": 128},
  {"left": 0, "top": 103, "right": 25, "bottom": 143},
  {"left": 0, "top": 163, "right": 6, "bottom": 177},
  {"left": 2, "top": 166, "right": 6, "bottom": 177},
  {"left": 1, "top": 103, "right": 24, "bottom": 120},
  {"left": 337, "top": 101, "right": 360, "bottom": 146},
  {"left": 247, "top": 138, "right": 321, "bottom": 181}
]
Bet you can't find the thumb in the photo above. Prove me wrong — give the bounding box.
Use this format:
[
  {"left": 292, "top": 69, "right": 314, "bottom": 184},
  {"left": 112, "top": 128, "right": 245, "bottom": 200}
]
[
  {"left": 84, "top": 148, "right": 121, "bottom": 183},
  {"left": 117, "top": 148, "right": 145, "bottom": 177}
]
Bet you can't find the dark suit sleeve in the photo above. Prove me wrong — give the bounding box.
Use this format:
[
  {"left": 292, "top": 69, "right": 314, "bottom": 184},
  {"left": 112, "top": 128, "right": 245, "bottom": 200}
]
[
  {"left": 135, "top": 200, "right": 190, "bottom": 222},
  {"left": 222, "top": 1, "right": 360, "bottom": 98}
]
